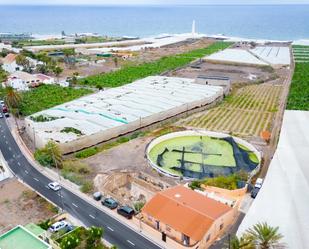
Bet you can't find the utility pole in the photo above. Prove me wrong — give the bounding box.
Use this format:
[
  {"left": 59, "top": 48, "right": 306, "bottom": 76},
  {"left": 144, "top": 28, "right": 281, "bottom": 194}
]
[{"left": 51, "top": 146, "right": 65, "bottom": 212}]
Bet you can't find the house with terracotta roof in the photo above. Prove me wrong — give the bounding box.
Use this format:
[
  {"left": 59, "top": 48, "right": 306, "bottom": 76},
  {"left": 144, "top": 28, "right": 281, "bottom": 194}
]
[
  {"left": 1, "top": 53, "right": 23, "bottom": 73},
  {"left": 141, "top": 185, "right": 237, "bottom": 248},
  {"left": 6, "top": 71, "right": 40, "bottom": 91}
]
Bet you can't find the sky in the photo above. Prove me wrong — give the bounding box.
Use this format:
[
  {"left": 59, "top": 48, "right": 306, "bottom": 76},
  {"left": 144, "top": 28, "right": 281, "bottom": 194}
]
[{"left": 1, "top": 0, "right": 309, "bottom": 5}]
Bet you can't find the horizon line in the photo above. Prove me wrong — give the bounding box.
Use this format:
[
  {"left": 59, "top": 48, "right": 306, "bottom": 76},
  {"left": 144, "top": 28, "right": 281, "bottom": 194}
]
[{"left": 1, "top": 3, "right": 309, "bottom": 6}]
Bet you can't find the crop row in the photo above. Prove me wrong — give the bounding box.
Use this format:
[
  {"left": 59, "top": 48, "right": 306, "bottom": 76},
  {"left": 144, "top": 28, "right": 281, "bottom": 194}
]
[
  {"left": 182, "top": 83, "right": 282, "bottom": 137},
  {"left": 287, "top": 48, "right": 309, "bottom": 110},
  {"left": 79, "top": 42, "right": 232, "bottom": 88}
]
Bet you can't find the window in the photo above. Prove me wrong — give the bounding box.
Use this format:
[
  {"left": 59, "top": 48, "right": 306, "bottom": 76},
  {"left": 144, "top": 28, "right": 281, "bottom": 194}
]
[
  {"left": 206, "top": 234, "right": 211, "bottom": 242},
  {"left": 220, "top": 224, "right": 224, "bottom": 230}
]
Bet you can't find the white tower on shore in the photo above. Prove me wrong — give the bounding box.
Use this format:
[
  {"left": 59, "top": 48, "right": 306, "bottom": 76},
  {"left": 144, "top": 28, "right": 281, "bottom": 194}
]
[{"left": 192, "top": 20, "right": 196, "bottom": 36}]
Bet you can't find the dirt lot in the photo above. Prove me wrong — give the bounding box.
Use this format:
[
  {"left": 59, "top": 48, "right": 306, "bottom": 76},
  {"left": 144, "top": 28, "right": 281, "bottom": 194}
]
[
  {"left": 0, "top": 179, "right": 57, "bottom": 233},
  {"left": 167, "top": 61, "right": 275, "bottom": 84}
]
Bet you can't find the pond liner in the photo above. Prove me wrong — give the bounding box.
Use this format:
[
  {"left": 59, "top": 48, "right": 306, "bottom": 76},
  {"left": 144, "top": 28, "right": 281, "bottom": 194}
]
[{"left": 160, "top": 136, "right": 258, "bottom": 179}]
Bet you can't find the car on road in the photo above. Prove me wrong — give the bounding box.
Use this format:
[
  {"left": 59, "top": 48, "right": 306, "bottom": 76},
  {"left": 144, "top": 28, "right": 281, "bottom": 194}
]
[
  {"left": 254, "top": 178, "right": 264, "bottom": 189},
  {"left": 48, "top": 182, "right": 61, "bottom": 191},
  {"left": 102, "top": 197, "right": 118, "bottom": 209},
  {"left": 117, "top": 205, "right": 135, "bottom": 219},
  {"left": 49, "top": 221, "right": 69, "bottom": 233},
  {"left": 251, "top": 187, "right": 260, "bottom": 199}
]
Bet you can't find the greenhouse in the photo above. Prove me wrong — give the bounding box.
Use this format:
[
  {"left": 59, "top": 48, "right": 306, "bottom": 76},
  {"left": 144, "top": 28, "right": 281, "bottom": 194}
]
[{"left": 25, "top": 76, "right": 223, "bottom": 153}]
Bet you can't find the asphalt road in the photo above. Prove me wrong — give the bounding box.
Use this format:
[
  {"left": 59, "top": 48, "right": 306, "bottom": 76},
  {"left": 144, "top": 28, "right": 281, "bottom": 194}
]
[{"left": 0, "top": 116, "right": 161, "bottom": 249}]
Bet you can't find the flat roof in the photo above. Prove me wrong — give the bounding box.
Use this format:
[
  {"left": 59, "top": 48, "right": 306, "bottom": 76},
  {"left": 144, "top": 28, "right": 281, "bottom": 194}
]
[
  {"left": 237, "top": 110, "right": 309, "bottom": 249},
  {"left": 28, "top": 76, "right": 223, "bottom": 144},
  {"left": 0, "top": 226, "right": 50, "bottom": 249},
  {"left": 197, "top": 75, "right": 230, "bottom": 80},
  {"left": 250, "top": 46, "right": 290, "bottom": 65},
  {"left": 142, "top": 185, "right": 232, "bottom": 241}
]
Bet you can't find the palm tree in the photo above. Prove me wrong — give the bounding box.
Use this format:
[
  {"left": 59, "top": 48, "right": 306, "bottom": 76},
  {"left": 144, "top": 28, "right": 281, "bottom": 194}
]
[
  {"left": 228, "top": 235, "right": 254, "bottom": 249},
  {"left": 5, "top": 86, "right": 22, "bottom": 109},
  {"left": 45, "top": 140, "right": 63, "bottom": 169},
  {"left": 245, "top": 222, "right": 284, "bottom": 249},
  {"left": 5, "top": 86, "right": 22, "bottom": 131}
]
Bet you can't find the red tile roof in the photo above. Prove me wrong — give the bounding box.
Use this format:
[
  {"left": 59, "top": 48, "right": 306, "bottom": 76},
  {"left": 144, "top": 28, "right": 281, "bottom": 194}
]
[
  {"left": 142, "top": 185, "right": 232, "bottom": 242},
  {"left": 2, "top": 53, "right": 17, "bottom": 64}
]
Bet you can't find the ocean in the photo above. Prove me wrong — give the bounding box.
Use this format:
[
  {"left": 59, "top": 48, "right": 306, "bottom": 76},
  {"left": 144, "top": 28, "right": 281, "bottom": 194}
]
[{"left": 0, "top": 5, "right": 309, "bottom": 40}]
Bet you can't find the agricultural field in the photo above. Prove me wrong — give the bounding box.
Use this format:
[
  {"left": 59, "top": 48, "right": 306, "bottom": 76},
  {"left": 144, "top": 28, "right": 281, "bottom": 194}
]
[
  {"left": 293, "top": 45, "right": 309, "bottom": 63},
  {"left": 79, "top": 41, "right": 232, "bottom": 88},
  {"left": 180, "top": 83, "right": 282, "bottom": 137},
  {"left": 19, "top": 85, "right": 93, "bottom": 116},
  {"left": 287, "top": 46, "right": 309, "bottom": 110}
]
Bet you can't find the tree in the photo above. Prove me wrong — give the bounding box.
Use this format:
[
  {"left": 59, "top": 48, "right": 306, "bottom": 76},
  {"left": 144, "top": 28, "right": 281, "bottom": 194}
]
[
  {"left": 15, "top": 54, "right": 30, "bottom": 69},
  {"left": 228, "top": 235, "right": 254, "bottom": 249},
  {"left": 60, "top": 234, "right": 80, "bottom": 249},
  {"left": 5, "top": 86, "right": 22, "bottom": 109},
  {"left": 245, "top": 222, "right": 284, "bottom": 249},
  {"left": 45, "top": 140, "right": 63, "bottom": 169},
  {"left": 86, "top": 226, "right": 103, "bottom": 248},
  {"left": 53, "top": 66, "right": 63, "bottom": 78},
  {"left": 36, "top": 64, "right": 49, "bottom": 74}
]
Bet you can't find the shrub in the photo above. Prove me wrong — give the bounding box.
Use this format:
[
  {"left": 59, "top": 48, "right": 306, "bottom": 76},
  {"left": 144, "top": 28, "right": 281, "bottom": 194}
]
[
  {"left": 75, "top": 147, "right": 98, "bottom": 159},
  {"left": 80, "top": 181, "right": 94, "bottom": 193},
  {"left": 189, "top": 180, "right": 202, "bottom": 190},
  {"left": 34, "top": 149, "right": 53, "bottom": 167},
  {"left": 61, "top": 127, "right": 83, "bottom": 135},
  {"left": 30, "top": 114, "right": 60, "bottom": 122},
  {"left": 134, "top": 202, "right": 145, "bottom": 212}
]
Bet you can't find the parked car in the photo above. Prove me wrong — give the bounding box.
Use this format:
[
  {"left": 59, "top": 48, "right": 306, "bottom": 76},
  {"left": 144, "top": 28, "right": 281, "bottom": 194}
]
[
  {"left": 49, "top": 221, "right": 69, "bottom": 233},
  {"left": 117, "top": 205, "right": 135, "bottom": 219},
  {"left": 251, "top": 187, "right": 260, "bottom": 199},
  {"left": 0, "top": 100, "right": 4, "bottom": 107},
  {"left": 254, "top": 178, "right": 264, "bottom": 189},
  {"left": 48, "top": 182, "right": 61, "bottom": 191},
  {"left": 4, "top": 113, "right": 9, "bottom": 117},
  {"left": 102, "top": 197, "right": 118, "bottom": 209},
  {"left": 0, "top": 113, "right": 3, "bottom": 118},
  {"left": 93, "top": 191, "right": 102, "bottom": 201}
]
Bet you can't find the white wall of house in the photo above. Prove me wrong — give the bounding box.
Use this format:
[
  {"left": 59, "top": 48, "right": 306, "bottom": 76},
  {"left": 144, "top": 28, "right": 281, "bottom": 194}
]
[
  {"left": 2, "top": 61, "right": 23, "bottom": 73},
  {"left": 7, "top": 78, "right": 29, "bottom": 91}
]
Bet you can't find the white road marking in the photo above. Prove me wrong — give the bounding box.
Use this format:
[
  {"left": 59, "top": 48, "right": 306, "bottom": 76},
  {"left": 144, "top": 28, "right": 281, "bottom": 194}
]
[
  {"left": 107, "top": 226, "right": 114, "bottom": 232},
  {"left": 17, "top": 162, "right": 21, "bottom": 166},
  {"left": 127, "top": 240, "right": 135, "bottom": 246},
  {"left": 89, "top": 214, "right": 95, "bottom": 219},
  {"left": 25, "top": 170, "right": 29, "bottom": 174},
  {"left": 12, "top": 154, "right": 15, "bottom": 158},
  {"left": 33, "top": 178, "right": 39, "bottom": 182},
  {"left": 72, "top": 203, "right": 78, "bottom": 208},
  {"left": 45, "top": 185, "right": 50, "bottom": 189},
  {"left": 5, "top": 141, "right": 7, "bottom": 144},
  {"left": 8, "top": 147, "right": 11, "bottom": 151}
]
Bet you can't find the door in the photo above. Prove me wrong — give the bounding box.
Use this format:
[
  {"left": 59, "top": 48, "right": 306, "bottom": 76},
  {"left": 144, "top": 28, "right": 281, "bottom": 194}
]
[
  {"left": 155, "top": 220, "right": 160, "bottom": 230},
  {"left": 162, "top": 232, "right": 166, "bottom": 242}
]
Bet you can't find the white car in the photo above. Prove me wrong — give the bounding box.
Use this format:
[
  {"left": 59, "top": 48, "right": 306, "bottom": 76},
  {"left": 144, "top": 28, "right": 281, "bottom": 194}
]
[
  {"left": 0, "top": 113, "right": 3, "bottom": 118},
  {"left": 0, "top": 100, "right": 4, "bottom": 107},
  {"left": 48, "top": 182, "right": 61, "bottom": 191},
  {"left": 49, "top": 221, "right": 68, "bottom": 233},
  {"left": 254, "top": 178, "right": 264, "bottom": 189}
]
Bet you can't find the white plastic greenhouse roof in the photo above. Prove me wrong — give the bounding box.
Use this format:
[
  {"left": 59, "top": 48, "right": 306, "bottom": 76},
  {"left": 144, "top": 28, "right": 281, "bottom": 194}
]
[
  {"left": 237, "top": 110, "right": 309, "bottom": 249},
  {"left": 27, "top": 76, "right": 223, "bottom": 144},
  {"left": 250, "top": 46, "right": 291, "bottom": 65},
  {"left": 204, "top": 49, "right": 268, "bottom": 66}
]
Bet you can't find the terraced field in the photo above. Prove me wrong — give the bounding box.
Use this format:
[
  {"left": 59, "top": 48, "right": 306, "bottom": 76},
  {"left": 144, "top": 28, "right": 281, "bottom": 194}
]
[
  {"left": 180, "top": 83, "right": 282, "bottom": 137},
  {"left": 293, "top": 45, "right": 309, "bottom": 63}
]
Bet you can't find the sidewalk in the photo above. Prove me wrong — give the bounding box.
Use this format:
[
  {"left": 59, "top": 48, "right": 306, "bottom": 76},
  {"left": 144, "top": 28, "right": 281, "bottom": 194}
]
[{"left": 6, "top": 117, "right": 168, "bottom": 249}]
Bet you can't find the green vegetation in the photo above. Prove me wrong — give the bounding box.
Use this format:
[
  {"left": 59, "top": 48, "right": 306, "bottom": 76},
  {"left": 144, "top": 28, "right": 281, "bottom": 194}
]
[
  {"left": 13, "top": 39, "right": 66, "bottom": 48},
  {"left": 287, "top": 63, "right": 309, "bottom": 110},
  {"left": 80, "top": 42, "right": 232, "bottom": 88},
  {"left": 61, "top": 127, "right": 83, "bottom": 136},
  {"left": 19, "top": 85, "right": 92, "bottom": 116},
  {"left": 75, "top": 36, "right": 110, "bottom": 44},
  {"left": 228, "top": 222, "right": 284, "bottom": 249},
  {"left": 189, "top": 171, "right": 248, "bottom": 190},
  {"left": 133, "top": 201, "right": 146, "bottom": 212},
  {"left": 30, "top": 114, "right": 62, "bottom": 122},
  {"left": 75, "top": 147, "right": 99, "bottom": 159},
  {"left": 60, "top": 160, "right": 94, "bottom": 193},
  {"left": 58, "top": 226, "right": 106, "bottom": 249},
  {"left": 35, "top": 141, "right": 63, "bottom": 168}
]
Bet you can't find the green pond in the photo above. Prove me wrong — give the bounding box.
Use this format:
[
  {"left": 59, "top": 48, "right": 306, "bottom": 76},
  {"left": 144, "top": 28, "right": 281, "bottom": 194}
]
[{"left": 148, "top": 135, "right": 258, "bottom": 177}]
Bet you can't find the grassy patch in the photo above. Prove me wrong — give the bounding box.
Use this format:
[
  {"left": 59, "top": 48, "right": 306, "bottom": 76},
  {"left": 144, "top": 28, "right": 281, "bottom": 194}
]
[
  {"left": 61, "top": 127, "right": 83, "bottom": 135},
  {"left": 19, "top": 85, "right": 93, "bottom": 116}
]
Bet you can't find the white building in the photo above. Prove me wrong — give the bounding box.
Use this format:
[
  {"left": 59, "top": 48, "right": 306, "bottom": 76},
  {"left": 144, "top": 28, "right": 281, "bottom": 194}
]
[
  {"left": 34, "top": 74, "right": 55, "bottom": 84},
  {"left": 195, "top": 75, "right": 231, "bottom": 95},
  {"left": 1, "top": 53, "right": 23, "bottom": 73},
  {"left": 25, "top": 76, "right": 224, "bottom": 153}
]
